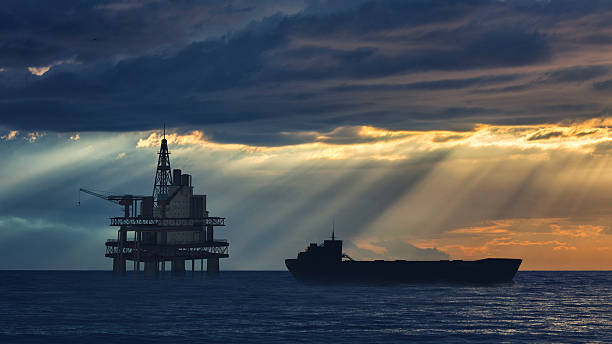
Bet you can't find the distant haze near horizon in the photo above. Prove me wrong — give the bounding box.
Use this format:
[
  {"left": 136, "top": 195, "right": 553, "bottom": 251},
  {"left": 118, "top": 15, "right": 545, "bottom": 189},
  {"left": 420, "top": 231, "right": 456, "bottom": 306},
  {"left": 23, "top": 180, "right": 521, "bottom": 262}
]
[{"left": 2, "top": 0, "right": 612, "bottom": 270}]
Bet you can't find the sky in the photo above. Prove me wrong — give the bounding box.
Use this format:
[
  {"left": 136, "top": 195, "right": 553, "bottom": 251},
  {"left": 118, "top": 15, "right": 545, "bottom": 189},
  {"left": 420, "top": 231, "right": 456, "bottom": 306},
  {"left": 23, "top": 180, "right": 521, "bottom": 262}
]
[{"left": 2, "top": 0, "right": 612, "bottom": 270}]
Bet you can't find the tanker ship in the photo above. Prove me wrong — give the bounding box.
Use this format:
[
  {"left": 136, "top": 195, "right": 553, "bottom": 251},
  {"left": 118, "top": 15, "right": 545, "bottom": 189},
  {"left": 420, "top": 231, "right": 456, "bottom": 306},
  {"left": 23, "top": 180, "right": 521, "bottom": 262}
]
[{"left": 285, "top": 233, "right": 521, "bottom": 283}]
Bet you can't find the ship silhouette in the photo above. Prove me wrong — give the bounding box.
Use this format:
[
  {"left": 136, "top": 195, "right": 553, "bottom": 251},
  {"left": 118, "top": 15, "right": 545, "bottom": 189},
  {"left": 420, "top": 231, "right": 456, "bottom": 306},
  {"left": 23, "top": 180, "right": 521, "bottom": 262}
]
[{"left": 285, "top": 231, "right": 521, "bottom": 283}]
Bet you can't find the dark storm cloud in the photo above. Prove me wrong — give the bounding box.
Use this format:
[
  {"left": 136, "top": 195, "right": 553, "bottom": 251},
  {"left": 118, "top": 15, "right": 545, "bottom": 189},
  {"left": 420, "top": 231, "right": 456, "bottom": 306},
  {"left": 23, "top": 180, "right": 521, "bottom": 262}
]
[
  {"left": 593, "top": 79, "right": 612, "bottom": 91},
  {"left": 1, "top": 0, "right": 612, "bottom": 143},
  {"left": 474, "top": 65, "right": 611, "bottom": 95},
  {"left": 462, "top": 30, "right": 550, "bottom": 67},
  {"left": 0, "top": 0, "right": 302, "bottom": 68},
  {"left": 329, "top": 74, "right": 520, "bottom": 92},
  {"left": 263, "top": 29, "right": 548, "bottom": 81},
  {"left": 545, "top": 65, "right": 610, "bottom": 83},
  {"left": 472, "top": 83, "right": 534, "bottom": 94},
  {"left": 527, "top": 130, "right": 564, "bottom": 141},
  {"left": 511, "top": 0, "right": 612, "bottom": 17}
]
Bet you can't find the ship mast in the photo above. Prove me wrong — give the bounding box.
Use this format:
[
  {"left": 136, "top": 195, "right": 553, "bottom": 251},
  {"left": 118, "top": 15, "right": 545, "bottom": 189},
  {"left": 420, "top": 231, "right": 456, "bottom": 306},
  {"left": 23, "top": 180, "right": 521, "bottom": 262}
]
[{"left": 332, "top": 220, "right": 335, "bottom": 240}]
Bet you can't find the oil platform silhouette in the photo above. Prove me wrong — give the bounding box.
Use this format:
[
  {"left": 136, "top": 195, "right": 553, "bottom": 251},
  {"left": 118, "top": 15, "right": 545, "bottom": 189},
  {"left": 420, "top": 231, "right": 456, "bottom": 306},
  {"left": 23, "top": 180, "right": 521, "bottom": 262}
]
[{"left": 80, "top": 131, "right": 228, "bottom": 277}]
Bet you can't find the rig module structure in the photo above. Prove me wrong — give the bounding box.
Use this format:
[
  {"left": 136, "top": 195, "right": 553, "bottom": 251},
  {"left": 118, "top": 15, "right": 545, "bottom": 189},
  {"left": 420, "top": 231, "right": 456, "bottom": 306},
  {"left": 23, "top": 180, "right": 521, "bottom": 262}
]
[{"left": 80, "top": 133, "right": 228, "bottom": 277}]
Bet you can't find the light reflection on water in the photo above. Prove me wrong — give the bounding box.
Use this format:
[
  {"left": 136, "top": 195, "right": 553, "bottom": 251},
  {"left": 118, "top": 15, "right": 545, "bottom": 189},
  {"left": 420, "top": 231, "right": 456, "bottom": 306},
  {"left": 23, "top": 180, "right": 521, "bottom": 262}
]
[{"left": 0, "top": 271, "right": 610, "bottom": 343}]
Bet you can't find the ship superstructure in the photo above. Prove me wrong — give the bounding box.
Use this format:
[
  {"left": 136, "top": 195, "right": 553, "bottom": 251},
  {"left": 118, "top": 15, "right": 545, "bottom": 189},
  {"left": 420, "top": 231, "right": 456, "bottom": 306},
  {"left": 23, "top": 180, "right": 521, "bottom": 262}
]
[{"left": 80, "top": 132, "right": 228, "bottom": 277}]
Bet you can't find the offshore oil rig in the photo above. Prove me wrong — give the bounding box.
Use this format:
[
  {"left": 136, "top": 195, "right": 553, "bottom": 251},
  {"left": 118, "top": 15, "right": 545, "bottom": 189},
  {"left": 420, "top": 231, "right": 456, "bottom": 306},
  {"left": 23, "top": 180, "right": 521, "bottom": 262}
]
[{"left": 80, "top": 131, "right": 228, "bottom": 277}]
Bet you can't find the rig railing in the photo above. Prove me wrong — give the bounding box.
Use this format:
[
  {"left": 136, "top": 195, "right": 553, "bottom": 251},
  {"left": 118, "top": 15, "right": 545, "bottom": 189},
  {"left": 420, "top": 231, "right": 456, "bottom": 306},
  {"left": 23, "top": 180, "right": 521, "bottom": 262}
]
[
  {"left": 105, "top": 240, "right": 229, "bottom": 248},
  {"left": 105, "top": 244, "right": 229, "bottom": 261},
  {"left": 110, "top": 217, "right": 225, "bottom": 227}
]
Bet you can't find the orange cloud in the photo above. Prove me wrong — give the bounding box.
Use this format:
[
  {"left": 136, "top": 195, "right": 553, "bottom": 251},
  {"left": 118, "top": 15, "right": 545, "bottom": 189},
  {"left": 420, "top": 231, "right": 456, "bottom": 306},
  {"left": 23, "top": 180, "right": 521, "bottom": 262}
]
[
  {"left": 552, "top": 225, "right": 604, "bottom": 238},
  {"left": 449, "top": 223, "right": 511, "bottom": 235},
  {"left": 137, "top": 130, "right": 267, "bottom": 152},
  {"left": 353, "top": 239, "right": 387, "bottom": 255},
  {"left": 553, "top": 246, "right": 577, "bottom": 251},
  {"left": 26, "top": 132, "right": 44, "bottom": 142},
  {"left": 136, "top": 117, "right": 612, "bottom": 163},
  {"left": 27, "top": 59, "right": 78, "bottom": 76},
  {"left": 416, "top": 217, "right": 612, "bottom": 270},
  {"left": 27, "top": 66, "right": 51, "bottom": 76},
  {"left": 1, "top": 130, "right": 19, "bottom": 141}
]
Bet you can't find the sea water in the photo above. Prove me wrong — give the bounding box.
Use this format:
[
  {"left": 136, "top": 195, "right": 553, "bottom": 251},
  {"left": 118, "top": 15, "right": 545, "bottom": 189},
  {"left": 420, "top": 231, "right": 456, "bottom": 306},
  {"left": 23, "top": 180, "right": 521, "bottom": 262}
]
[{"left": 0, "top": 271, "right": 610, "bottom": 343}]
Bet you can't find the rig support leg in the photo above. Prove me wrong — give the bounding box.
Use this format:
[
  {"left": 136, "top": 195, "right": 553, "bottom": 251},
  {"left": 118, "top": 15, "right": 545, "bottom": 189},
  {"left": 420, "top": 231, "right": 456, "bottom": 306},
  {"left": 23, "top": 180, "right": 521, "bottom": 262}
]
[
  {"left": 134, "top": 231, "right": 141, "bottom": 273},
  {"left": 113, "top": 229, "right": 127, "bottom": 275},
  {"left": 143, "top": 260, "right": 158, "bottom": 279},
  {"left": 206, "top": 225, "right": 214, "bottom": 242},
  {"left": 207, "top": 257, "right": 219, "bottom": 275},
  {"left": 171, "top": 260, "right": 185, "bottom": 276},
  {"left": 113, "top": 257, "right": 126, "bottom": 275}
]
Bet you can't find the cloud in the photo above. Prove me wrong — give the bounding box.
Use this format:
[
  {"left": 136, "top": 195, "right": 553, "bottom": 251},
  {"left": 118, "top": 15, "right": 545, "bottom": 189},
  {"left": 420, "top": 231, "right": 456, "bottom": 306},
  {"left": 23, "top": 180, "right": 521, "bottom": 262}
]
[
  {"left": 1, "top": 130, "right": 19, "bottom": 141},
  {"left": 328, "top": 74, "right": 520, "bottom": 92},
  {"left": 95, "top": 0, "right": 160, "bottom": 12},
  {"left": 132, "top": 118, "right": 612, "bottom": 160},
  {"left": 593, "top": 78, "right": 612, "bottom": 91},
  {"left": 0, "top": 0, "right": 304, "bottom": 68},
  {"left": 2, "top": 0, "right": 607, "bottom": 139},
  {"left": 27, "top": 66, "right": 51, "bottom": 76},
  {"left": 0, "top": 216, "right": 109, "bottom": 269},
  {"left": 26, "top": 132, "right": 44, "bottom": 142},
  {"left": 345, "top": 239, "right": 450, "bottom": 260},
  {"left": 27, "top": 59, "right": 78, "bottom": 76},
  {"left": 553, "top": 245, "right": 576, "bottom": 251},
  {"left": 527, "top": 130, "right": 564, "bottom": 141},
  {"left": 463, "top": 29, "right": 550, "bottom": 67},
  {"left": 551, "top": 224, "right": 604, "bottom": 238},
  {"left": 545, "top": 65, "right": 609, "bottom": 83},
  {"left": 410, "top": 216, "right": 612, "bottom": 269}
]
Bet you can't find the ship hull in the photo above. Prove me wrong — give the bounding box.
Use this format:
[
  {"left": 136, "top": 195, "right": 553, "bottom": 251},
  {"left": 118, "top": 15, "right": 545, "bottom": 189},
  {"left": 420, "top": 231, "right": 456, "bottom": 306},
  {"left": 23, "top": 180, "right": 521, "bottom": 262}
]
[{"left": 285, "top": 258, "right": 522, "bottom": 283}]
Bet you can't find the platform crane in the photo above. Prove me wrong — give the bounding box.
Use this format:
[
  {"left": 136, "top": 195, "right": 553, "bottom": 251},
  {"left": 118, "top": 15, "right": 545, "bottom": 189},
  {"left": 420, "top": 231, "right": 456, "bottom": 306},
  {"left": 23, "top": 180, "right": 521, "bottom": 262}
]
[{"left": 79, "top": 188, "right": 146, "bottom": 218}]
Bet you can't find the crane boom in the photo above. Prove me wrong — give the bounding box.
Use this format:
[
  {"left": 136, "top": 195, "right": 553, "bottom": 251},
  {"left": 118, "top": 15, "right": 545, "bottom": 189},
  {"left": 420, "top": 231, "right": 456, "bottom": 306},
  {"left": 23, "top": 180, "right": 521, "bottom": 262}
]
[
  {"left": 79, "top": 188, "right": 121, "bottom": 204},
  {"left": 79, "top": 188, "right": 148, "bottom": 218}
]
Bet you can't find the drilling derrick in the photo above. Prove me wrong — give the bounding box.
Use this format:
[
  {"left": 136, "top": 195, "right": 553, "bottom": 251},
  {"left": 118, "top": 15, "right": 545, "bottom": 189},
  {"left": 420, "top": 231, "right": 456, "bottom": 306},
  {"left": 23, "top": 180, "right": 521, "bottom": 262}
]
[
  {"left": 81, "top": 132, "right": 228, "bottom": 278},
  {"left": 153, "top": 131, "right": 172, "bottom": 204}
]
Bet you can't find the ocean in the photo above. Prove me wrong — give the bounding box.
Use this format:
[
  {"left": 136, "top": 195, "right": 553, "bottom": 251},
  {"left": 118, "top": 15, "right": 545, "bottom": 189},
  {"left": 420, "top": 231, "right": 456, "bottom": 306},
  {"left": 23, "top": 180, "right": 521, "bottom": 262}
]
[{"left": 0, "top": 271, "right": 610, "bottom": 343}]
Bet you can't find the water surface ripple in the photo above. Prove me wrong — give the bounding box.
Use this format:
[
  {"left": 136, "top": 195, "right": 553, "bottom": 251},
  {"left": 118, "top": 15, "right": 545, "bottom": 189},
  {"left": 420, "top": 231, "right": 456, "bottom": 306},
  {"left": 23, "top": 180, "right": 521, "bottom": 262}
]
[{"left": 0, "top": 271, "right": 610, "bottom": 343}]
